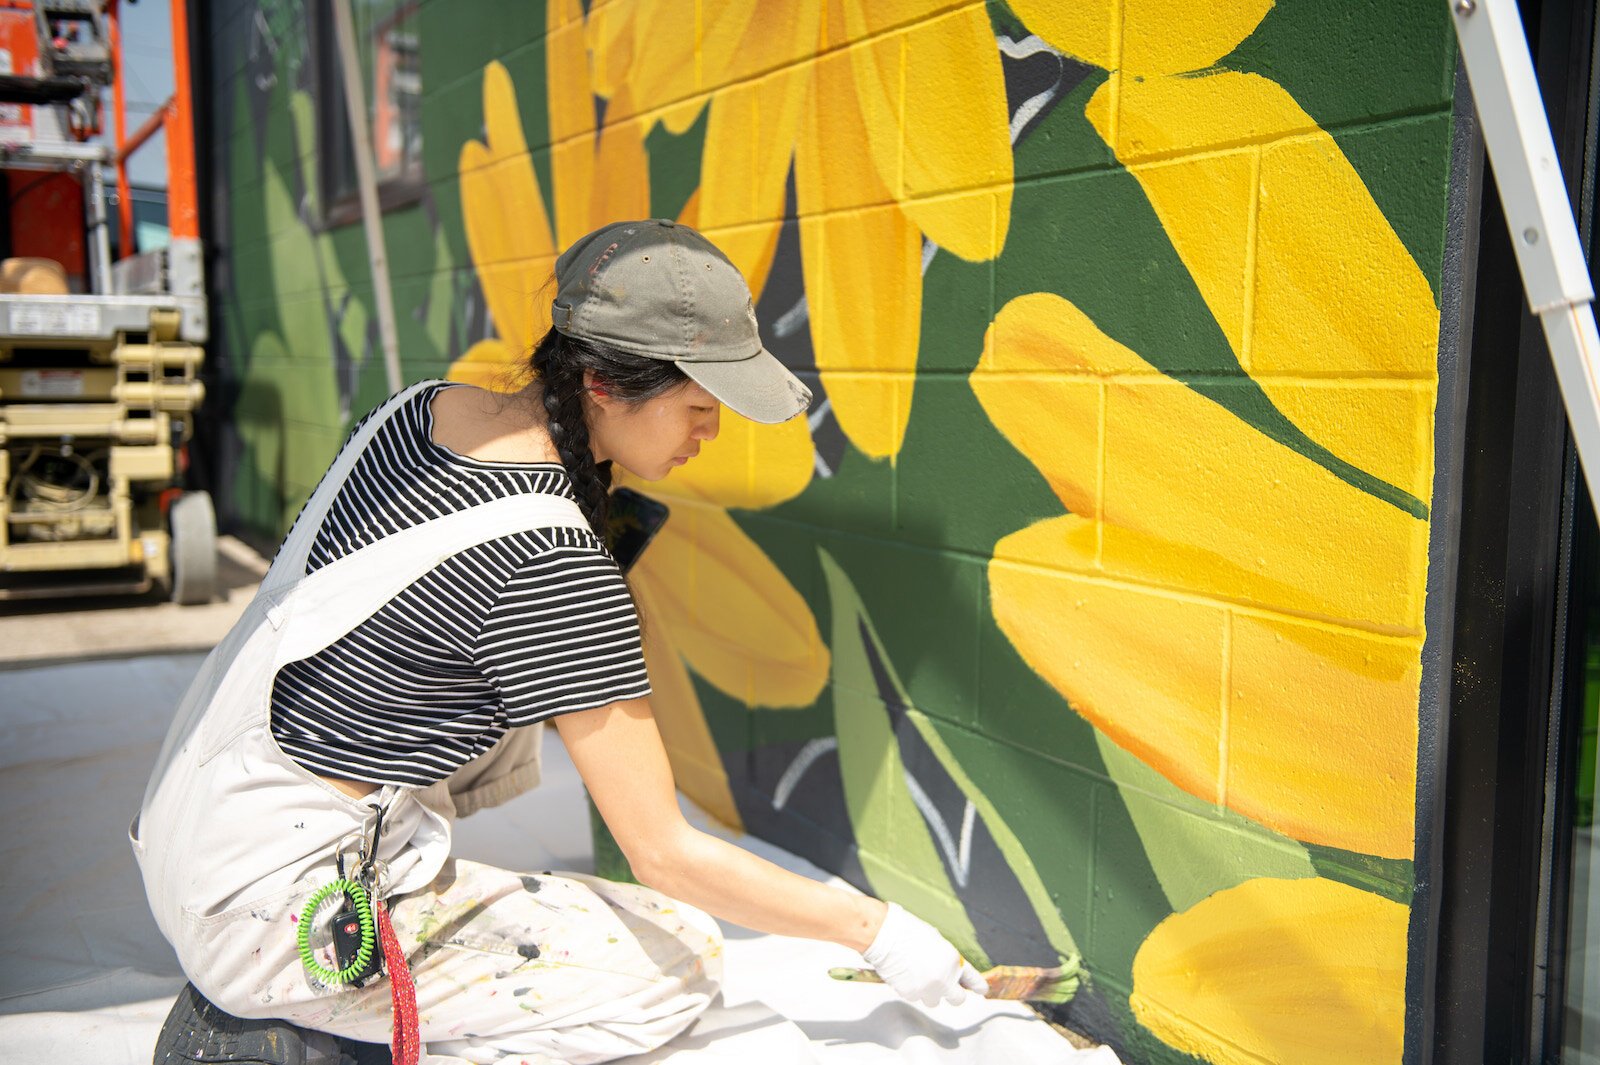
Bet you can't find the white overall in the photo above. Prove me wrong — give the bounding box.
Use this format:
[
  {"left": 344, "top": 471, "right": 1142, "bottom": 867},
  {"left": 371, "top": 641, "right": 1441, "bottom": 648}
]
[{"left": 131, "top": 382, "right": 722, "bottom": 1065}]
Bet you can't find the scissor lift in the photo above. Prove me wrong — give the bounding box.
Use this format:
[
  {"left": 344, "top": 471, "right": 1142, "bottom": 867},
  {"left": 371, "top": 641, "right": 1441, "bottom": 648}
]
[{"left": 0, "top": 0, "right": 214, "bottom": 603}]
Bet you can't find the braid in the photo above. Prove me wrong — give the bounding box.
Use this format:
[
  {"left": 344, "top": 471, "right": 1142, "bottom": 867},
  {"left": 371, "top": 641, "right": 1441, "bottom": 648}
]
[{"left": 531, "top": 333, "right": 612, "bottom": 537}]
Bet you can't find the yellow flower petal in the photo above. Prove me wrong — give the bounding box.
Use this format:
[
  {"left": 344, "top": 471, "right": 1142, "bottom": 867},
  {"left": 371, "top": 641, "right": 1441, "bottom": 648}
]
[
  {"left": 584, "top": 0, "right": 636, "bottom": 101},
  {"left": 460, "top": 153, "right": 550, "bottom": 351},
  {"left": 1084, "top": 71, "right": 1440, "bottom": 497},
  {"left": 481, "top": 60, "right": 530, "bottom": 164},
  {"left": 1229, "top": 612, "right": 1419, "bottom": 858},
  {"left": 1133, "top": 878, "right": 1407, "bottom": 1065},
  {"left": 445, "top": 338, "right": 526, "bottom": 392},
  {"left": 633, "top": 575, "right": 744, "bottom": 830},
  {"left": 547, "top": 0, "right": 596, "bottom": 249},
  {"left": 697, "top": 63, "right": 809, "bottom": 297},
  {"left": 1014, "top": 0, "right": 1272, "bottom": 75},
  {"left": 990, "top": 516, "right": 1227, "bottom": 810},
  {"left": 617, "top": 408, "right": 814, "bottom": 510},
  {"left": 628, "top": 0, "right": 702, "bottom": 128},
  {"left": 991, "top": 515, "right": 1420, "bottom": 857},
  {"left": 796, "top": 51, "right": 921, "bottom": 459},
  {"left": 701, "top": 0, "right": 819, "bottom": 87},
  {"left": 899, "top": 7, "right": 1011, "bottom": 258},
  {"left": 972, "top": 293, "right": 1429, "bottom": 632},
  {"left": 633, "top": 501, "right": 828, "bottom": 707},
  {"left": 589, "top": 86, "right": 652, "bottom": 229}
]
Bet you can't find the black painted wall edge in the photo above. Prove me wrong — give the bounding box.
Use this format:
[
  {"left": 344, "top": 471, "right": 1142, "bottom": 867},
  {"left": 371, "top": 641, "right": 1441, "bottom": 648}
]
[{"left": 1408, "top": 55, "right": 1484, "bottom": 1065}]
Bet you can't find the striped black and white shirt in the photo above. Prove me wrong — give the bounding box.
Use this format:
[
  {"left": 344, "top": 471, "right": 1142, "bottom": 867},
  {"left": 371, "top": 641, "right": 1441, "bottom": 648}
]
[{"left": 268, "top": 382, "right": 651, "bottom": 788}]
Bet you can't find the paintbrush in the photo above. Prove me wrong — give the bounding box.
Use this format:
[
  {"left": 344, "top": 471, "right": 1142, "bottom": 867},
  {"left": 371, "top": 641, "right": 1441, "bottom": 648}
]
[{"left": 828, "top": 962, "right": 1081, "bottom": 1003}]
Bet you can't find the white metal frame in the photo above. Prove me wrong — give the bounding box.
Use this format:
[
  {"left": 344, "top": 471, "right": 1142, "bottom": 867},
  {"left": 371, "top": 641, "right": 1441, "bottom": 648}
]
[{"left": 1452, "top": 0, "right": 1600, "bottom": 511}]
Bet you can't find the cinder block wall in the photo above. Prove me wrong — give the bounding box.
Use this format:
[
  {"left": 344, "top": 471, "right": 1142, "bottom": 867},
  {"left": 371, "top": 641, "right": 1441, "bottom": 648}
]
[{"left": 204, "top": 2, "right": 1462, "bottom": 1061}]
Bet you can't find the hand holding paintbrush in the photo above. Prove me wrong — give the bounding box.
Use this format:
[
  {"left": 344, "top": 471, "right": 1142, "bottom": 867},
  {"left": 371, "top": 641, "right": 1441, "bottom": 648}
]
[{"left": 829, "top": 961, "right": 1081, "bottom": 1003}]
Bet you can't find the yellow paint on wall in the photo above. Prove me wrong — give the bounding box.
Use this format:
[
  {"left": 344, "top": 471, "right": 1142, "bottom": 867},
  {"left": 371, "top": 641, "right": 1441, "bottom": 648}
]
[
  {"left": 1013, "top": 0, "right": 1272, "bottom": 75},
  {"left": 990, "top": 516, "right": 1228, "bottom": 804},
  {"left": 634, "top": 503, "right": 829, "bottom": 709},
  {"left": 1254, "top": 132, "right": 1440, "bottom": 378},
  {"left": 634, "top": 578, "right": 744, "bottom": 830},
  {"left": 973, "top": 293, "right": 1429, "bottom": 632},
  {"left": 1230, "top": 613, "right": 1421, "bottom": 858},
  {"left": 899, "top": 7, "right": 1012, "bottom": 257},
  {"left": 975, "top": 295, "right": 1426, "bottom": 856},
  {"left": 1085, "top": 70, "right": 1440, "bottom": 517},
  {"left": 1132, "top": 877, "right": 1407, "bottom": 1065}
]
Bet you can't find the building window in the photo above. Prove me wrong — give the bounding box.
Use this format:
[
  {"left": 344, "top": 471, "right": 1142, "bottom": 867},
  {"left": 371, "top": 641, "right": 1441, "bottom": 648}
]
[{"left": 310, "top": 0, "right": 423, "bottom": 228}]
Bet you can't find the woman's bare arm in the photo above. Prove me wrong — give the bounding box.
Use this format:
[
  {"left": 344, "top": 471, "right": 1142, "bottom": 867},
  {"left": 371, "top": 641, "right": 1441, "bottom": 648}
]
[{"left": 553, "top": 697, "right": 888, "bottom": 953}]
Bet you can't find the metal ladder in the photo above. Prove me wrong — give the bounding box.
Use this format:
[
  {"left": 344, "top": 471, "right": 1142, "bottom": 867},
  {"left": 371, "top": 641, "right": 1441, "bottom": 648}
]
[{"left": 1452, "top": 0, "right": 1600, "bottom": 513}]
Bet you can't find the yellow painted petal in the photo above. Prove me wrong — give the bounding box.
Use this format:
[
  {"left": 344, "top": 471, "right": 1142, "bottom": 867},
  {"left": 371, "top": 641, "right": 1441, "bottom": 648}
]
[
  {"left": 547, "top": 0, "right": 596, "bottom": 249},
  {"left": 460, "top": 146, "right": 551, "bottom": 351},
  {"left": 632, "top": 501, "right": 828, "bottom": 707},
  {"left": 972, "top": 293, "right": 1429, "bottom": 632},
  {"left": 701, "top": 0, "right": 820, "bottom": 87},
  {"left": 837, "top": 1, "right": 1013, "bottom": 256},
  {"left": 1133, "top": 878, "right": 1407, "bottom": 1065},
  {"left": 481, "top": 60, "right": 530, "bottom": 164},
  {"left": 584, "top": 0, "right": 636, "bottom": 101},
  {"left": 992, "top": 515, "right": 1420, "bottom": 858},
  {"left": 794, "top": 46, "right": 893, "bottom": 216},
  {"left": 628, "top": 0, "right": 702, "bottom": 129},
  {"left": 589, "top": 86, "right": 652, "bottom": 229},
  {"left": 1085, "top": 73, "right": 1441, "bottom": 501},
  {"left": 1229, "top": 611, "right": 1419, "bottom": 858},
  {"left": 1013, "top": 0, "right": 1272, "bottom": 75},
  {"left": 698, "top": 63, "right": 810, "bottom": 297},
  {"left": 616, "top": 409, "right": 813, "bottom": 509},
  {"left": 990, "top": 516, "right": 1226, "bottom": 810},
  {"left": 633, "top": 575, "right": 744, "bottom": 830},
  {"left": 445, "top": 338, "right": 526, "bottom": 392},
  {"left": 795, "top": 53, "right": 920, "bottom": 459},
  {"left": 899, "top": 6, "right": 1011, "bottom": 258}
]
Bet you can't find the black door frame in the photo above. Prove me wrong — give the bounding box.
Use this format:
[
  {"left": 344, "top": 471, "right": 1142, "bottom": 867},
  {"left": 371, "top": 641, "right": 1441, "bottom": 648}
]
[{"left": 1427, "top": 0, "right": 1599, "bottom": 1061}]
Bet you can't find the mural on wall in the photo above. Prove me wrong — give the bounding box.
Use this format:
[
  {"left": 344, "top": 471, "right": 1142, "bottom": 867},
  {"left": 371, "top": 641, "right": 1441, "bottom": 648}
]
[{"left": 210, "top": 0, "right": 1458, "bottom": 1062}]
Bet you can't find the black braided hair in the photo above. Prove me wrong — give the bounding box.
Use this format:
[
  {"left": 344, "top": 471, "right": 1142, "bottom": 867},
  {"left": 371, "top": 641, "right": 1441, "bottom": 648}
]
[{"left": 527, "top": 327, "right": 689, "bottom": 538}]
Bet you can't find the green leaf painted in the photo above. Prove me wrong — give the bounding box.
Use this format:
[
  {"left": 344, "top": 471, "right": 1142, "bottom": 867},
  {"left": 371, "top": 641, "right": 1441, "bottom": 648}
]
[
  {"left": 820, "top": 547, "right": 987, "bottom": 965},
  {"left": 1094, "top": 730, "right": 1317, "bottom": 913},
  {"left": 821, "top": 547, "right": 1086, "bottom": 982},
  {"left": 906, "top": 713, "right": 1083, "bottom": 964}
]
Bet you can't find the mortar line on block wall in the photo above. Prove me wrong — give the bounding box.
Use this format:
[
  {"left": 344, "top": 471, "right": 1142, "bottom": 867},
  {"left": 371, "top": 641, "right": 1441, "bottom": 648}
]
[
  {"left": 1218, "top": 609, "right": 1233, "bottom": 811},
  {"left": 1108, "top": 103, "right": 1457, "bottom": 171},
  {"left": 1240, "top": 147, "right": 1262, "bottom": 374},
  {"left": 1108, "top": 0, "right": 1123, "bottom": 153},
  {"left": 896, "top": 35, "right": 908, "bottom": 202},
  {"left": 986, "top": 558, "right": 1428, "bottom": 640}
]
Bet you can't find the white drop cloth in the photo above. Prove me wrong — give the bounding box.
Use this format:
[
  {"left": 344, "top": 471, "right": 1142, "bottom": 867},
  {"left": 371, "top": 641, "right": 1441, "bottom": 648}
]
[{"left": 0, "top": 654, "right": 1116, "bottom": 1065}]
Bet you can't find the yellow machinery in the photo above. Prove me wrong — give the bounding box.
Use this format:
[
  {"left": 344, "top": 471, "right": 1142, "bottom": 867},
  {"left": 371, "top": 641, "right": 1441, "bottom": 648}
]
[{"left": 0, "top": 0, "right": 213, "bottom": 603}]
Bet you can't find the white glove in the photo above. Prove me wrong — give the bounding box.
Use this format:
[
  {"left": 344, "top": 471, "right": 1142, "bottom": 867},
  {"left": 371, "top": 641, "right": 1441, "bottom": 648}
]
[{"left": 861, "top": 902, "right": 990, "bottom": 1007}]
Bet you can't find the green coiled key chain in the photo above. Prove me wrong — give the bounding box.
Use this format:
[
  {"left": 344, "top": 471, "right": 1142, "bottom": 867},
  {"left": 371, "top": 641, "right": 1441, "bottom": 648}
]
[{"left": 296, "top": 879, "right": 376, "bottom": 984}]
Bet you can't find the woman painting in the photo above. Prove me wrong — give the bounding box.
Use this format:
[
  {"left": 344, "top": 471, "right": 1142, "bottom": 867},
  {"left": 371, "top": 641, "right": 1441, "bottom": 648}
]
[{"left": 136, "top": 219, "right": 986, "bottom": 1065}]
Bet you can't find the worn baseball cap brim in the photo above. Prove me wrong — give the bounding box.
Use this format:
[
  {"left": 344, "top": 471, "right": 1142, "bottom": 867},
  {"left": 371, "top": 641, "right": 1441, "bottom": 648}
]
[{"left": 678, "top": 346, "right": 812, "bottom": 424}]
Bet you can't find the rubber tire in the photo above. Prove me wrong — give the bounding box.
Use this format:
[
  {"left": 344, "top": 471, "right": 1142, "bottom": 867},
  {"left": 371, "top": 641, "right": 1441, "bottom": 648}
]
[{"left": 169, "top": 489, "right": 218, "bottom": 606}]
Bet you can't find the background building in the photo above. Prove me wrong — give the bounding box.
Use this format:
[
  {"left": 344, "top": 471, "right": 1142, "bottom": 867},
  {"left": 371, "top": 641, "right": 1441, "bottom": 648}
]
[{"left": 189, "top": 2, "right": 1599, "bottom": 1062}]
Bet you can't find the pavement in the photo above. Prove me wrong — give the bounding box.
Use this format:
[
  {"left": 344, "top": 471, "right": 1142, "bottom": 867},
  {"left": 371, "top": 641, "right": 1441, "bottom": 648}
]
[
  {"left": 0, "top": 545, "right": 1114, "bottom": 1065},
  {"left": 0, "top": 535, "right": 268, "bottom": 667}
]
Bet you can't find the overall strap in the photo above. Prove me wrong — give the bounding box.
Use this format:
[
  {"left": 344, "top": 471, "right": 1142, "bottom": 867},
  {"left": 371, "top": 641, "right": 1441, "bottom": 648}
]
[
  {"left": 259, "top": 380, "right": 443, "bottom": 596},
  {"left": 271, "top": 492, "right": 592, "bottom": 668}
]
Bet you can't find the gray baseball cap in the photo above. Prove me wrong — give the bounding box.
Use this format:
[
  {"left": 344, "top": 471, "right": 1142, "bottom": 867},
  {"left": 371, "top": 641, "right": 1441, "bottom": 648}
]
[{"left": 550, "top": 219, "right": 812, "bottom": 424}]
